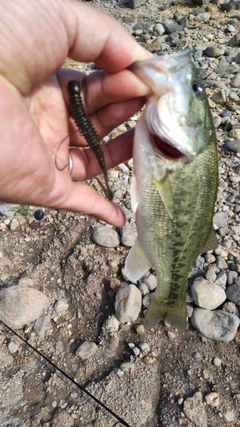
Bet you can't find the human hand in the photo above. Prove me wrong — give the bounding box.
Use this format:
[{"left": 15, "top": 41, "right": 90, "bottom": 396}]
[{"left": 0, "top": 0, "right": 151, "bottom": 227}]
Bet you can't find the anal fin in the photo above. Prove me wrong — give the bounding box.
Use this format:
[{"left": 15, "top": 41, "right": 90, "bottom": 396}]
[{"left": 125, "top": 237, "right": 152, "bottom": 282}]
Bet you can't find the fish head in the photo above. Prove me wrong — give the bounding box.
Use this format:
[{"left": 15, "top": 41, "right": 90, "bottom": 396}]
[{"left": 130, "top": 49, "right": 214, "bottom": 161}]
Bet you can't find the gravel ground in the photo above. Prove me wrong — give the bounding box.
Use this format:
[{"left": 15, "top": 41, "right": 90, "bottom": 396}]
[{"left": 1, "top": 0, "right": 240, "bottom": 426}]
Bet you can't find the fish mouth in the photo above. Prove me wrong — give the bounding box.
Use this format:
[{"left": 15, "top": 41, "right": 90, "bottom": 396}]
[{"left": 152, "top": 134, "right": 185, "bottom": 160}]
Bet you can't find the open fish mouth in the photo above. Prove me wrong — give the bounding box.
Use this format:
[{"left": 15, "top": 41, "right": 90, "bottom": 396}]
[{"left": 152, "top": 134, "right": 185, "bottom": 160}]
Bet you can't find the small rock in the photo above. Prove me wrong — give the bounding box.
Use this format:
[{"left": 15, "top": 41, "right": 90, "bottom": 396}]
[
  {"left": 234, "top": 51, "right": 240, "bottom": 64},
  {"left": 212, "top": 90, "right": 227, "bottom": 104},
  {"left": 187, "top": 304, "right": 194, "bottom": 318},
  {"left": 115, "top": 284, "right": 142, "bottom": 323},
  {"left": 195, "top": 12, "right": 210, "bottom": 22},
  {"left": 195, "top": 255, "right": 204, "bottom": 269},
  {"left": 183, "top": 391, "right": 207, "bottom": 427},
  {"left": 138, "top": 342, "right": 150, "bottom": 354},
  {"left": 52, "top": 410, "right": 74, "bottom": 427},
  {"left": 223, "top": 301, "right": 239, "bottom": 316},
  {"left": 225, "top": 139, "right": 240, "bottom": 153},
  {"left": 191, "top": 308, "right": 240, "bottom": 342},
  {"left": 75, "top": 341, "right": 98, "bottom": 360},
  {"left": 162, "top": 21, "right": 183, "bottom": 34},
  {"left": 128, "top": 0, "right": 146, "bottom": 8},
  {"left": 132, "top": 346, "right": 140, "bottom": 356},
  {"left": 135, "top": 324, "right": 145, "bottom": 336},
  {"left": 226, "top": 23, "right": 235, "bottom": 32},
  {"left": 224, "top": 410, "right": 236, "bottom": 423},
  {"left": 191, "top": 279, "right": 226, "bottom": 310},
  {"left": 18, "top": 278, "right": 34, "bottom": 287},
  {"left": 142, "top": 274, "right": 157, "bottom": 291},
  {"left": 153, "top": 23, "right": 165, "bottom": 36},
  {"left": 93, "top": 226, "right": 120, "bottom": 247},
  {"left": 227, "top": 271, "right": 238, "bottom": 286},
  {"left": 143, "top": 355, "right": 156, "bottom": 365},
  {"left": 0, "top": 285, "right": 49, "bottom": 329},
  {"left": 142, "top": 292, "right": 154, "bottom": 308},
  {"left": 226, "top": 284, "right": 240, "bottom": 305},
  {"left": 215, "top": 246, "right": 228, "bottom": 258},
  {"left": 231, "top": 72, "right": 240, "bottom": 88},
  {"left": 204, "top": 46, "right": 225, "bottom": 57},
  {"left": 167, "top": 331, "right": 176, "bottom": 339},
  {"left": 139, "top": 282, "right": 149, "bottom": 296},
  {"left": 213, "top": 357, "right": 222, "bottom": 367},
  {"left": 10, "top": 218, "right": 20, "bottom": 231},
  {"left": 120, "top": 223, "right": 137, "bottom": 247},
  {"left": 213, "top": 211, "right": 228, "bottom": 228},
  {"left": 0, "top": 203, "right": 18, "bottom": 217},
  {"left": 229, "top": 128, "right": 240, "bottom": 140},
  {"left": 216, "top": 255, "right": 228, "bottom": 269},
  {"left": 229, "top": 34, "right": 240, "bottom": 47},
  {"left": 205, "top": 254, "right": 216, "bottom": 264},
  {"left": 54, "top": 299, "right": 69, "bottom": 314},
  {"left": 178, "top": 397, "right": 184, "bottom": 405},
  {"left": 108, "top": 259, "right": 118, "bottom": 269},
  {"left": 103, "top": 315, "right": 120, "bottom": 333},
  {"left": 205, "top": 265, "right": 217, "bottom": 282},
  {"left": 215, "top": 271, "right": 227, "bottom": 287},
  {"left": 33, "top": 314, "right": 51, "bottom": 338},
  {"left": 120, "top": 362, "right": 135, "bottom": 372},
  {"left": 8, "top": 340, "right": 20, "bottom": 353},
  {"left": 205, "top": 392, "right": 219, "bottom": 407}
]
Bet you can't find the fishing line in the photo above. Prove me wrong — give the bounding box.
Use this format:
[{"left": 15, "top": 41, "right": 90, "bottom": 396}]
[
  {"left": 55, "top": 130, "right": 78, "bottom": 172},
  {"left": 0, "top": 319, "right": 131, "bottom": 427}
]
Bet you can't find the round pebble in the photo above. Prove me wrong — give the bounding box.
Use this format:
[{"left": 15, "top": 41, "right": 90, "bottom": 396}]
[
  {"left": 93, "top": 226, "right": 120, "bottom": 247},
  {"left": 191, "top": 308, "right": 240, "bottom": 342},
  {"left": 213, "top": 357, "right": 222, "bottom": 367}
]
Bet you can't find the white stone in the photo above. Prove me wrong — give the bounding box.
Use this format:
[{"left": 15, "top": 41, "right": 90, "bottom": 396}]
[
  {"left": 115, "top": 284, "right": 142, "bottom": 323},
  {"left": 205, "top": 392, "right": 219, "bottom": 407},
  {"left": 76, "top": 341, "right": 98, "bottom": 360},
  {"left": 10, "top": 218, "right": 20, "bottom": 231},
  {"left": 93, "top": 226, "right": 120, "bottom": 247},
  {"left": 55, "top": 299, "right": 69, "bottom": 313},
  {"left": 191, "top": 279, "right": 226, "bottom": 310},
  {"left": 103, "top": 315, "right": 120, "bottom": 333},
  {"left": 0, "top": 285, "right": 49, "bottom": 329}
]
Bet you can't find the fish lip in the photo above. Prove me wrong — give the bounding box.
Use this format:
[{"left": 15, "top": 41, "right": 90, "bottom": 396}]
[{"left": 151, "top": 133, "right": 186, "bottom": 160}]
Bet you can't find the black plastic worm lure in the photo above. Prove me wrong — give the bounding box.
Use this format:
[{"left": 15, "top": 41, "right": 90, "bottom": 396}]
[{"left": 68, "top": 80, "right": 113, "bottom": 201}]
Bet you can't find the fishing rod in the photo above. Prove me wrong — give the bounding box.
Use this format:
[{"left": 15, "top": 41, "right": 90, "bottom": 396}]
[{"left": 0, "top": 319, "right": 131, "bottom": 427}]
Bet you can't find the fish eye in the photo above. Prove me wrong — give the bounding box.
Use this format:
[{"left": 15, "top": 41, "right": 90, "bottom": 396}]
[{"left": 192, "top": 82, "right": 204, "bottom": 97}]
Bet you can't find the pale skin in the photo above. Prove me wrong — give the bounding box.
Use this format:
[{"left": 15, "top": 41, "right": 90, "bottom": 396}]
[{"left": 0, "top": 0, "right": 151, "bottom": 227}]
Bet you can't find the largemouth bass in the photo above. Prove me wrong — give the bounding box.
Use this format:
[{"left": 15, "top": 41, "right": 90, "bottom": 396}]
[{"left": 125, "top": 49, "right": 218, "bottom": 331}]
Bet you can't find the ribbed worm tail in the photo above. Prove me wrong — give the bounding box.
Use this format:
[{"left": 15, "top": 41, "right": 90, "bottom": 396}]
[{"left": 67, "top": 80, "right": 113, "bottom": 201}]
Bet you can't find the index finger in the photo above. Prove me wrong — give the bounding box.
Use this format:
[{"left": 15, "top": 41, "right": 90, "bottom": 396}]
[{"left": 66, "top": 1, "right": 151, "bottom": 72}]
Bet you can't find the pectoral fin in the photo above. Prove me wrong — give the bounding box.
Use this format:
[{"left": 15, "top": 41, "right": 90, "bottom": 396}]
[
  {"left": 125, "top": 237, "right": 152, "bottom": 282},
  {"left": 202, "top": 228, "right": 218, "bottom": 253},
  {"left": 153, "top": 176, "right": 173, "bottom": 219}
]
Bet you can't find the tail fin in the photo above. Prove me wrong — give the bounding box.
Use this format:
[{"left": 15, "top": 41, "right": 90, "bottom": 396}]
[{"left": 144, "top": 297, "right": 187, "bottom": 331}]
